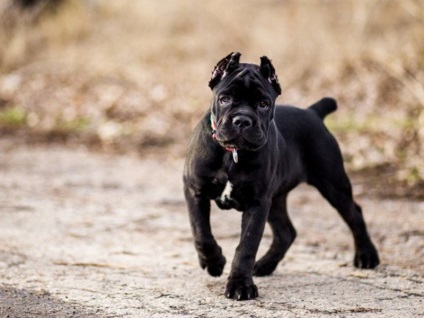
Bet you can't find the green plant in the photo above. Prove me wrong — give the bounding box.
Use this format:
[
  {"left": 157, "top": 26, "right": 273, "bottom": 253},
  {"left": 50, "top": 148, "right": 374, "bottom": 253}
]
[{"left": 0, "top": 107, "right": 27, "bottom": 126}]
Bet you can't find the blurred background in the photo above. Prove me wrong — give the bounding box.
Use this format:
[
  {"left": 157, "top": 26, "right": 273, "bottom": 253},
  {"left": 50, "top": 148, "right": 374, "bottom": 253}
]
[{"left": 0, "top": 0, "right": 423, "bottom": 197}]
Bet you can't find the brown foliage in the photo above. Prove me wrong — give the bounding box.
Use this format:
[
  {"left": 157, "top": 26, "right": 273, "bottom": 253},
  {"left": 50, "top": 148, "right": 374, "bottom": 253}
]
[{"left": 0, "top": 0, "right": 423, "bottom": 196}]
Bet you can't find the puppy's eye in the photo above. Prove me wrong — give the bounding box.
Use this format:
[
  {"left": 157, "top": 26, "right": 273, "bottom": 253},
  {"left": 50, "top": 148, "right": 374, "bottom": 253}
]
[
  {"left": 259, "top": 101, "right": 269, "bottom": 109},
  {"left": 219, "top": 96, "right": 231, "bottom": 105}
]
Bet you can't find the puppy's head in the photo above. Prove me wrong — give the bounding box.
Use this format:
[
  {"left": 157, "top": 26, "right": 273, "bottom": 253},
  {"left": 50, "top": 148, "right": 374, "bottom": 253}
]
[{"left": 209, "top": 52, "right": 281, "bottom": 151}]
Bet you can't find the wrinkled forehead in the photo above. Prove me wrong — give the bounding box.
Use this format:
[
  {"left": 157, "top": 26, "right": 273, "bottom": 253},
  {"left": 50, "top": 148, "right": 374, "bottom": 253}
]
[{"left": 217, "top": 64, "right": 273, "bottom": 98}]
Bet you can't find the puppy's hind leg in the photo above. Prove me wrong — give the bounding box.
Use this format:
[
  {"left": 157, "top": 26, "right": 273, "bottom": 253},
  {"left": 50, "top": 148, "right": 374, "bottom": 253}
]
[
  {"left": 254, "top": 194, "right": 296, "bottom": 276},
  {"left": 307, "top": 146, "right": 380, "bottom": 269}
]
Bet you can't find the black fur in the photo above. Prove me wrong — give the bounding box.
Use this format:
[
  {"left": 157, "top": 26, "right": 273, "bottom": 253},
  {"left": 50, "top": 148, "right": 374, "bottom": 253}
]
[{"left": 183, "top": 53, "right": 379, "bottom": 301}]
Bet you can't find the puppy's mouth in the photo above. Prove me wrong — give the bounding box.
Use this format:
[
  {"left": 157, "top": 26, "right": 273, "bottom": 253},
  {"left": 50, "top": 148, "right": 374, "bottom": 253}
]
[
  {"left": 215, "top": 133, "right": 265, "bottom": 151},
  {"left": 218, "top": 139, "right": 240, "bottom": 151}
]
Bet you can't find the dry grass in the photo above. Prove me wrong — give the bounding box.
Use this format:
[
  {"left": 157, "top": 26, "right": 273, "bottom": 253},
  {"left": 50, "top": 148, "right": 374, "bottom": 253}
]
[{"left": 0, "top": 0, "right": 423, "bottom": 195}]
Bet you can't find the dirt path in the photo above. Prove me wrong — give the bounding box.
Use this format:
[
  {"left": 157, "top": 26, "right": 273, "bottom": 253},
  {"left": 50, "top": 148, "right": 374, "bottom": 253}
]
[{"left": 0, "top": 142, "right": 423, "bottom": 317}]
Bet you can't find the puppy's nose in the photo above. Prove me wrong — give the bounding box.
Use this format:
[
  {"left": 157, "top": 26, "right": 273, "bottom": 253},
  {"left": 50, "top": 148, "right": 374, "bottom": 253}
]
[{"left": 232, "top": 115, "right": 252, "bottom": 129}]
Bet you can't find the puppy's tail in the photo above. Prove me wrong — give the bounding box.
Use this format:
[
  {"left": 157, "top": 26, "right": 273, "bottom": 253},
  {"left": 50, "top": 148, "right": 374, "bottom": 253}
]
[{"left": 309, "top": 97, "right": 337, "bottom": 120}]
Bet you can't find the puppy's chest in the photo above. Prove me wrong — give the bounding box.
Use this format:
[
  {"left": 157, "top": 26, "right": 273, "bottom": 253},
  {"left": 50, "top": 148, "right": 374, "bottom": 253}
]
[
  {"left": 217, "top": 180, "right": 234, "bottom": 202},
  {"left": 211, "top": 175, "right": 254, "bottom": 211}
]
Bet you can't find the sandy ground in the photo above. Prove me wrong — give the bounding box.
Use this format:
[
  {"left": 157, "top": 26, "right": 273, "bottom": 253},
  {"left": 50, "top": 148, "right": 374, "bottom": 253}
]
[{"left": 0, "top": 141, "right": 423, "bottom": 317}]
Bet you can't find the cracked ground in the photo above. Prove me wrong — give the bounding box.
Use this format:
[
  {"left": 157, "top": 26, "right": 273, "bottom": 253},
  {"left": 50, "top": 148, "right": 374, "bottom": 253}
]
[{"left": 0, "top": 142, "right": 423, "bottom": 317}]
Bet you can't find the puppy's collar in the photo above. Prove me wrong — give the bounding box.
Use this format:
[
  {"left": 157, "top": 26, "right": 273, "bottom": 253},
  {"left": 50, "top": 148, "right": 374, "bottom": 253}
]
[{"left": 210, "top": 113, "right": 239, "bottom": 163}]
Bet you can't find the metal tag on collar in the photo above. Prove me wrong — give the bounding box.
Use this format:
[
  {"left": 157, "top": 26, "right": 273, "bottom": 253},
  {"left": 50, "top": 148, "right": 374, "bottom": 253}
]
[{"left": 232, "top": 148, "right": 238, "bottom": 163}]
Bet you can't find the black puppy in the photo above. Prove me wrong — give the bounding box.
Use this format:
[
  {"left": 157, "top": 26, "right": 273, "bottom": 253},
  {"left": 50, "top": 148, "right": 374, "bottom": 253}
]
[{"left": 183, "top": 52, "right": 379, "bottom": 301}]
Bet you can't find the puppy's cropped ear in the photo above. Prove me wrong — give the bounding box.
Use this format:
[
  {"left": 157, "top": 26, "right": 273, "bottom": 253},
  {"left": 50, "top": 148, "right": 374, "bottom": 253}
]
[
  {"left": 260, "top": 56, "right": 282, "bottom": 95},
  {"left": 209, "top": 52, "right": 241, "bottom": 89}
]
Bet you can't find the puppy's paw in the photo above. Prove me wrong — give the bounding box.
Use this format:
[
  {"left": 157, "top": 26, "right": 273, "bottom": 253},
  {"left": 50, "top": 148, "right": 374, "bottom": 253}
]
[
  {"left": 199, "top": 254, "right": 226, "bottom": 277},
  {"left": 354, "top": 245, "right": 380, "bottom": 269},
  {"left": 225, "top": 278, "right": 258, "bottom": 301}
]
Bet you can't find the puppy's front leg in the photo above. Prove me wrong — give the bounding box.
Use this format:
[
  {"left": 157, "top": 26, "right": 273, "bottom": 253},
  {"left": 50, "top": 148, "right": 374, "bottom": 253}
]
[
  {"left": 226, "top": 203, "right": 269, "bottom": 300},
  {"left": 184, "top": 186, "right": 226, "bottom": 277}
]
